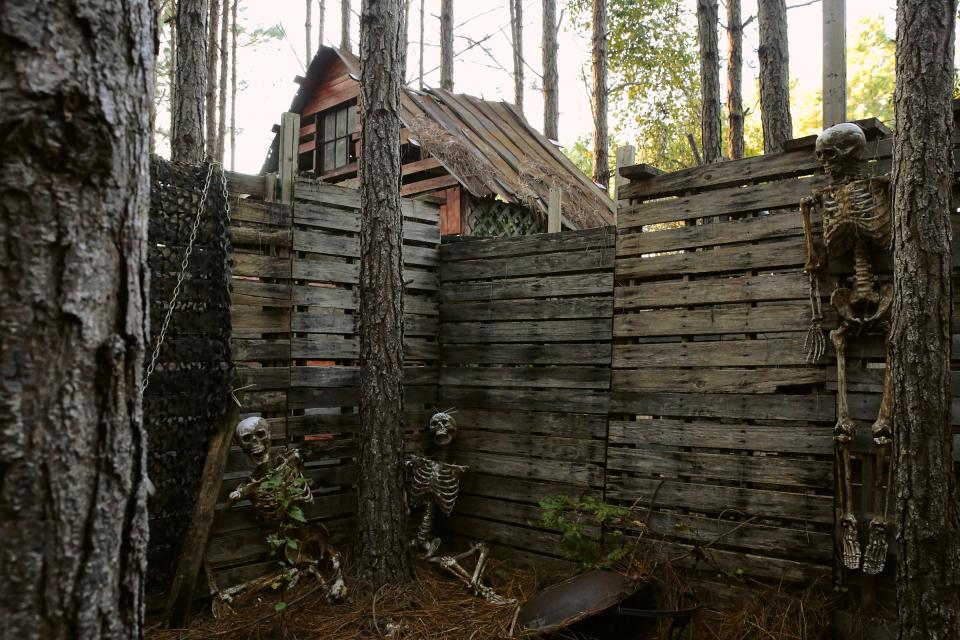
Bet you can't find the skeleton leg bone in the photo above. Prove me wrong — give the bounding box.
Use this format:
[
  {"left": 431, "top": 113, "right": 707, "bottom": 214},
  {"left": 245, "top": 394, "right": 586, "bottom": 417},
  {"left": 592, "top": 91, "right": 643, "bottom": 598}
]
[
  {"left": 863, "top": 343, "right": 893, "bottom": 575},
  {"left": 832, "top": 323, "right": 861, "bottom": 570},
  {"left": 431, "top": 544, "right": 515, "bottom": 605}
]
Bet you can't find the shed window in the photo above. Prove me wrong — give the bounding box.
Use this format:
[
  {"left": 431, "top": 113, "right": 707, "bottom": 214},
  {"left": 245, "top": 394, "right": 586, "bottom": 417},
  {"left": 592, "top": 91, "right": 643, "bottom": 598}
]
[{"left": 319, "top": 103, "right": 357, "bottom": 172}]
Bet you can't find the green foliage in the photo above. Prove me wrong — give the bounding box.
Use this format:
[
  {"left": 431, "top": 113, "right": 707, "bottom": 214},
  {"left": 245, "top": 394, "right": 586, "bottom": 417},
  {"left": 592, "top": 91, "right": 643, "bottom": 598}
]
[
  {"left": 258, "top": 463, "right": 312, "bottom": 575},
  {"left": 567, "top": 0, "right": 701, "bottom": 170},
  {"left": 536, "top": 495, "right": 647, "bottom": 570},
  {"left": 562, "top": 135, "right": 619, "bottom": 196}
]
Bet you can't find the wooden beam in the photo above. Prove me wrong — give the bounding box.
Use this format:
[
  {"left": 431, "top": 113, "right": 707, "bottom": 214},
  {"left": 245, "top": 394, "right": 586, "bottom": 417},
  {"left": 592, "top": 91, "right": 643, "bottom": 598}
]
[
  {"left": 402, "top": 157, "right": 443, "bottom": 176},
  {"left": 548, "top": 186, "right": 562, "bottom": 233},
  {"left": 279, "top": 112, "right": 300, "bottom": 204},
  {"left": 614, "top": 145, "right": 636, "bottom": 210},
  {"left": 400, "top": 174, "right": 459, "bottom": 197},
  {"left": 822, "top": 0, "right": 847, "bottom": 128},
  {"left": 225, "top": 170, "right": 266, "bottom": 198}
]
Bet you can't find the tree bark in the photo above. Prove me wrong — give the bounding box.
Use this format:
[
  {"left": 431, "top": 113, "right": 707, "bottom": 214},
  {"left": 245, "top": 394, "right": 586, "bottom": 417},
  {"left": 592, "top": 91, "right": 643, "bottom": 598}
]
[
  {"left": 891, "top": 1, "right": 960, "bottom": 638},
  {"left": 542, "top": 0, "right": 559, "bottom": 140},
  {"left": 318, "top": 0, "right": 326, "bottom": 48},
  {"left": 217, "top": 0, "right": 228, "bottom": 163},
  {"left": 341, "top": 0, "right": 351, "bottom": 51},
  {"left": 173, "top": 0, "right": 208, "bottom": 163},
  {"left": 440, "top": 0, "right": 453, "bottom": 91},
  {"left": 206, "top": 0, "right": 220, "bottom": 159},
  {"left": 757, "top": 0, "right": 792, "bottom": 153},
  {"left": 170, "top": 1, "right": 177, "bottom": 145},
  {"left": 230, "top": 0, "right": 237, "bottom": 170},
  {"left": 418, "top": 0, "right": 425, "bottom": 88},
  {"left": 726, "top": 0, "right": 744, "bottom": 160},
  {"left": 697, "top": 0, "right": 721, "bottom": 164},
  {"left": 509, "top": 0, "right": 524, "bottom": 113},
  {"left": 0, "top": 1, "right": 153, "bottom": 637},
  {"left": 306, "top": 0, "right": 313, "bottom": 63},
  {"left": 591, "top": 0, "right": 609, "bottom": 186},
  {"left": 356, "top": 0, "right": 412, "bottom": 585}
]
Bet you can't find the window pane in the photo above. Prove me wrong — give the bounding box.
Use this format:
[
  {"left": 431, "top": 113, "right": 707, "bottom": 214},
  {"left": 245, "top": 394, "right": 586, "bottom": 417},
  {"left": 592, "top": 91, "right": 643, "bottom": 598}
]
[
  {"left": 347, "top": 105, "right": 356, "bottom": 133},
  {"left": 336, "top": 108, "right": 347, "bottom": 137},
  {"left": 323, "top": 142, "right": 335, "bottom": 170},
  {"left": 335, "top": 138, "right": 347, "bottom": 168},
  {"left": 324, "top": 113, "right": 336, "bottom": 141}
]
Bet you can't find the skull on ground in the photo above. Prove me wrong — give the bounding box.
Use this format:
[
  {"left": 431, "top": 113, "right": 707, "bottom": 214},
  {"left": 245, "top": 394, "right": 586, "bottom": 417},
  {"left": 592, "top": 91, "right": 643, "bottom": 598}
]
[
  {"left": 236, "top": 416, "right": 271, "bottom": 466},
  {"left": 815, "top": 122, "right": 867, "bottom": 184}
]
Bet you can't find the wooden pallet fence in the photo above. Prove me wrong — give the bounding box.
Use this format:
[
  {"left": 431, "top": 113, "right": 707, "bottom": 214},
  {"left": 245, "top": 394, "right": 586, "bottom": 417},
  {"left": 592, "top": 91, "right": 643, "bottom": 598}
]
[
  {"left": 437, "top": 227, "right": 615, "bottom": 561},
  {"left": 207, "top": 178, "right": 442, "bottom": 588}
]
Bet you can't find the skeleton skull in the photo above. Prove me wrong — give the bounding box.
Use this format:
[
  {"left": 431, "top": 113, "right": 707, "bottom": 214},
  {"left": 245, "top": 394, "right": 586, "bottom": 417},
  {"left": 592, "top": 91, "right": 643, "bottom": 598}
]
[
  {"left": 429, "top": 411, "right": 457, "bottom": 446},
  {"left": 815, "top": 123, "right": 867, "bottom": 184},
  {"left": 236, "top": 417, "right": 271, "bottom": 466}
]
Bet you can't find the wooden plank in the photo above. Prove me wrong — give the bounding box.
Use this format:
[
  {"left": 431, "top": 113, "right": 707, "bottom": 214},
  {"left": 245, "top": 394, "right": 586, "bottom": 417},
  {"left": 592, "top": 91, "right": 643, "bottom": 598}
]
[
  {"left": 442, "top": 386, "right": 609, "bottom": 414},
  {"left": 230, "top": 280, "right": 291, "bottom": 307},
  {"left": 611, "top": 392, "right": 835, "bottom": 422},
  {"left": 641, "top": 538, "right": 829, "bottom": 583},
  {"left": 607, "top": 448, "right": 832, "bottom": 489},
  {"left": 225, "top": 171, "right": 267, "bottom": 198},
  {"left": 441, "top": 297, "right": 612, "bottom": 322},
  {"left": 608, "top": 418, "right": 834, "bottom": 455},
  {"left": 289, "top": 365, "right": 436, "bottom": 387},
  {"left": 612, "top": 367, "right": 825, "bottom": 394},
  {"left": 613, "top": 336, "right": 810, "bottom": 368},
  {"left": 440, "top": 342, "right": 611, "bottom": 366},
  {"left": 619, "top": 176, "right": 827, "bottom": 229},
  {"left": 440, "top": 318, "right": 611, "bottom": 344},
  {"left": 451, "top": 410, "right": 608, "bottom": 439},
  {"left": 460, "top": 471, "right": 601, "bottom": 503},
  {"left": 616, "top": 210, "right": 803, "bottom": 255},
  {"left": 614, "top": 272, "right": 827, "bottom": 310},
  {"left": 293, "top": 201, "right": 361, "bottom": 233},
  {"left": 230, "top": 227, "right": 292, "bottom": 248},
  {"left": 616, "top": 238, "right": 807, "bottom": 279},
  {"left": 231, "top": 338, "right": 290, "bottom": 361},
  {"left": 440, "top": 248, "right": 612, "bottom": 282},
  {"left": 451, "top": 450, "right": 603, "bottom": 486},
  {"left": 230, "top": 307, "right": 289, "bottom": 334},
  {"left": 605, "top": 476, "right": 833, "bottom": 524},
  {"left": 232, "top": 254, "right": 290, "bottom": 279},
  {"left": 613, "top": 301, "right": 823, "bottom": 337},
  {"left": 441, "top": 272, "right": 613, "bottom": 302},
  {"left": 454, "top": 431, "right": 606, "bottom": 463},
  {"left": 446, "top": 515, "right": 563, "bottom": 556},
  {"left": 440, "top": 366, "right": 609, "bottom": 390},
  {"left": 400, "top": 174, "right": 459, "bottom": 197},
  {"left": 441, "top": 227, "right": 615, "bottom": 261},
  {"left": 293, "top": 228, "right": 359, "bottom": 257},
  {"left": 235, "top": 366, "right": 290, "bottom": 390}
]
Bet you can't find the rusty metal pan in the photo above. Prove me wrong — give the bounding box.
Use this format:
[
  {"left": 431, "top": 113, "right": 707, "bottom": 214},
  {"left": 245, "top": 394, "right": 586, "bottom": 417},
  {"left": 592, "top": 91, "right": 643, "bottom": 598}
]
[{"left": 516, "top": 570, "right": 636, "bottom": 634}]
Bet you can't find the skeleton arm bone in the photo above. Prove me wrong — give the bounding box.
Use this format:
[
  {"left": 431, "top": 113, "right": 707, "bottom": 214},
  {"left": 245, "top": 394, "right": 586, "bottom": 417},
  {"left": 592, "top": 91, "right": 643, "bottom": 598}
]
[{"left": 800, "top": 194, "right": 824, "bottom": 273}]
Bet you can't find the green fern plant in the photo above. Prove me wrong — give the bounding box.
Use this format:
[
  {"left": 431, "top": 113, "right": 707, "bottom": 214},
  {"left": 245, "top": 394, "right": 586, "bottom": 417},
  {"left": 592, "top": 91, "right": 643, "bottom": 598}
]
[{"left": 535, "top": 495, "right": 647, "bottom": 569}]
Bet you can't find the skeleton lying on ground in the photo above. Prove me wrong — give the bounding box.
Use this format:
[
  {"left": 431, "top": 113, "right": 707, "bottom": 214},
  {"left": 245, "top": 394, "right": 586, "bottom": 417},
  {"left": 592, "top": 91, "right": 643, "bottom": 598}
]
[
  {"left": 206, "top": 417, "right": 346, "bottom": 616},
  {"left": 406, "top": 411, "right": 514, "bottom": 605},
  {"left": 801, "top": 122, "right": 893, "bottom": 575}
]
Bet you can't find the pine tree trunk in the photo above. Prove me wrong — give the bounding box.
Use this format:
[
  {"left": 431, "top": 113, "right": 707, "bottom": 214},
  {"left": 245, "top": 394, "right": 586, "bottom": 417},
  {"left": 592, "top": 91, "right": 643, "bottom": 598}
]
[
  {"left": 356, "top": 0, "right": 412, "bottom": 585},
  {"left": 509, "top": 0, "right": 523, "bottom": 113},
  {"left": 542, "top": 0, "right": 559, "bottom": 140},
  {"left": 217, "top": 0, "right": 228, "bottom": 163},
  {"left": 206, "top": 0, "right": 220, "bottom": 159},
  {"left": 173, "top": 0, "right": 208, "bottom": 163},
  {"left": 440, "top": 0, "right": 453, "bottom": 91},
  {"left": 318, "top": 0, "right": 326, "bottom": 47},
  {"left": 170, "top": 1, "right": 177, "bottom": 145},
  {"left": 0, "top": 1, "right": 153, "bottom": 637},
  {"left": 306, "top": 0, "right": 313, "bottom": 63},
  {"left": 891, "top": 1, "right": 960, "bottom": 637},
  {"left": 591, "top": 0, "right": 609, "bottom": 186},
  {"left": 757, "top": 0, "right": 792, "bottom": 153},
  {"left": 697, "top": 0, "right": 721, "bottom": 164},
  {"left": 726, "top": 0, "right": 744, "bottom": 160},
  {"left": 418, "top": 0, "right": 425, "bottom": 88},
  {"left": 341, "top": 0, "right": 351, "bottom": 51},
  {"left": 230, "top": 0, "right": 237, "bottom": 170}
]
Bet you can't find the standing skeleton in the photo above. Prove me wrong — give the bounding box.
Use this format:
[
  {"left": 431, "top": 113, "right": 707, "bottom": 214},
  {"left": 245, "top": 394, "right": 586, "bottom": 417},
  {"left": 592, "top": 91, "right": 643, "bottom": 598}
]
[
  {"left": 407, "top": 411, "right": 513, "bottom": 605},
  {"left": 207, "top": 417, "right": 347, "bottom": 614},
  {"left": 801, "top": 122, "right": 893, "bottom": 574}
]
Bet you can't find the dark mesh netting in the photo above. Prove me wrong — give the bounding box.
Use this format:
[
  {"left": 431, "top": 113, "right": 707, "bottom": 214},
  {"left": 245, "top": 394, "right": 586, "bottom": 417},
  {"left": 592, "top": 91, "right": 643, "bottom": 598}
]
[{"left": 145, "top": 156, "right": 233, "bottom": 594}]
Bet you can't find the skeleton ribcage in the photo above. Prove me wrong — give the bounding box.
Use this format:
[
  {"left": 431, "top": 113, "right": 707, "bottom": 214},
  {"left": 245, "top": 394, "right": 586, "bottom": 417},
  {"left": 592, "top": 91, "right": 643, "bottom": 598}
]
[
  {"left": 823, "top": 179, "right": 892, "bottom": 256},
  {"left": 410, "top": 457, "right": 464, "bottom": 516}
]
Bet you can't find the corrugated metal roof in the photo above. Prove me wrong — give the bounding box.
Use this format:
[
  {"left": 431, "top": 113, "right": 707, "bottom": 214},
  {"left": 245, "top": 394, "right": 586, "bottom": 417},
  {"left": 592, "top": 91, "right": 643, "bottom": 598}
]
[{"left": 263, "top": 46, "right": 614, "bottom": 229}]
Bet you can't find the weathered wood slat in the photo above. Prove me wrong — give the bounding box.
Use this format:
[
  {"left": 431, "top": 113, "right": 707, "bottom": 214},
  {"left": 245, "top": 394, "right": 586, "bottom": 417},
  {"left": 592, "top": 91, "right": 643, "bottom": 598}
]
[
  {"left": 454, "top": 431, "right": 606, "bottom": 463},
  {"left": 229, "top": 227, "right": 292, "bottom": 248},
  {"left": 450, "top": 410, "right": 607, "bottom": 439},
  {"left": 608, "top": 448, "right": 832, "bottom": 489},
  {"left": 231, "top": 338, "right": 290, "bottom": 361},
  {"left": 441, "top": 297, "right": 612, "bottom": 322},
  {"left": 460, "top": 472, "right": 601, "bottom": 503},
  {"left": 451, "top": 450, "right": 603, "bottom": 486},
  {"left": 613, "top": 302, "right": 822, "bottom": 337},
  {"left": 441, "top": 342, "right": 611, "bottom": 366},
  {"left": 441, "top": 386, "right": 609, "bottom": 414},
  {"left": 441, "top": 318, "right": 611, "bottom": 344},
  {"left": 230, "top": 307, "right": 289, "bottom": 335},
  {"left": 226, "top": 171, "right": 267, "bottom": 198},
  {"left": 440, "top": 366, "right": 610, "bottom": 390},
  {"left": 232, "top": 254, "right": 290, "bottom": 278},
  {"left": 287, "top": 384, "right": 437, "bottom": 409},
  {"left": 605, "top": 476, "right": 833, "bottom": 524},
  {"left": 611, "top": 392, "right": 835, "bottom": 422},
  {"left": 442, "top": 272, "right": 613, "bottom": 302},
  {"left": 446, "top": 515, "right": 563, "bottom": 556},
  {"left": 289, "top": 366, "right": 436, "bottom": 387},
  {"left": 615, "top": 272, "right": 828, "bottom": 310},
  {"left": 617, "top": 238, "right": 807, "bottom": 279},
  {"left": 616, "top": 210, "right": 803, "bottom": 255},
  {"left": 611, "top": 367, "right": 824, "bottom": 393},
  {"left": 441, "top": 227, "right": 615, "bottom": 260},
  {"left": 235, "top": 366, "right": 290, "bottom": 390},
  {"left": 613, "top": 336, "right": 810, "bottom": 368},
  {"left": 642, "top": 538, "right": 830, "bottom": 583},
  {"left": 440, "top": 248, "right": 613, "bottom": 282},
  {"left": 609, "top": 419, "right": 834, "bottom": 456},
  {"left": 230, "top": 280, "right": 291, "bottom": 306}
]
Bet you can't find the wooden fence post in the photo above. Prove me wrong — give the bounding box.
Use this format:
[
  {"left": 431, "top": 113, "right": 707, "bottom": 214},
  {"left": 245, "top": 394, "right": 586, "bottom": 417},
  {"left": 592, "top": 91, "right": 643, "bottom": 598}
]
[
  {"left": 615, "top": 145, "right": 636, "bottom": 215},
  {"left": 548, "top": 186, "right": 562, "bottom": 233},
  {"left": 822, "top": 0, "right": 847, "bottom": 128},
  {"left": 278, "top": 112, "right": 300, "bottom": 204}
]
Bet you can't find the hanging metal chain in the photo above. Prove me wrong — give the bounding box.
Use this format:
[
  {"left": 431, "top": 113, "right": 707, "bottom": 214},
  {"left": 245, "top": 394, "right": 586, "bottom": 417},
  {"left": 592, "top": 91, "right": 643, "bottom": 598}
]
[{"left": 142, "top": 162, "right": 230, "bottom": 393}]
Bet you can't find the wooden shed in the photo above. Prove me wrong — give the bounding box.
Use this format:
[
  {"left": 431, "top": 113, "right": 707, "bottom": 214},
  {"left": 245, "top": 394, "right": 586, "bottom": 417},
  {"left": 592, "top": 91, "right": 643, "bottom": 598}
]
[{"left": 262, "top": 46, "right": 615, "bottom": 236}]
